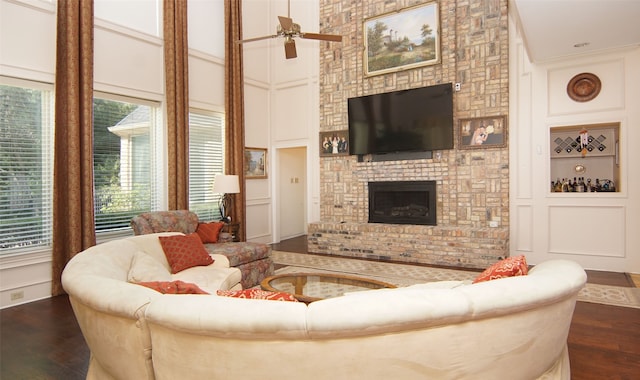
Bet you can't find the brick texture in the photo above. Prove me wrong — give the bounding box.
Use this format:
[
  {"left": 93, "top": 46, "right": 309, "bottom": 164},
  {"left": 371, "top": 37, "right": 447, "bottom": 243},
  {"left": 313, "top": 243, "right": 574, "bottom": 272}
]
[{"left": 313, "top": 0, "right": 509, "bottom": 269}]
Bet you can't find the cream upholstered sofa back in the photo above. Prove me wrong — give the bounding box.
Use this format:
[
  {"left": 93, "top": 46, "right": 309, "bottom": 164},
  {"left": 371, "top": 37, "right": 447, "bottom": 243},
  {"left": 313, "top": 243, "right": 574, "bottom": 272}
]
[
  {"left": 63, "top": 233, "right": 586, "bottom": 380},
  {"left": 145, "top": 260, "right": 586, "bottom": 380}
]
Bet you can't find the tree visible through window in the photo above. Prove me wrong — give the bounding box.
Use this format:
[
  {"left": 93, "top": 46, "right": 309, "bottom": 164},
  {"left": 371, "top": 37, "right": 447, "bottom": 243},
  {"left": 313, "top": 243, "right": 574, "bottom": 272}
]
[
  {"left": 0, "top": 84, "right": 53, "bottom": 252},
  {"left": 93, "top": 97, "right": 159, "bottom": 232}
]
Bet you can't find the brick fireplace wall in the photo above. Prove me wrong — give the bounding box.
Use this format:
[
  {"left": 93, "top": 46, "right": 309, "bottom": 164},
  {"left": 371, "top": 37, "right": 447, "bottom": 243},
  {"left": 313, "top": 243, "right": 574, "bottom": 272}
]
[{"left": 311, "top": 0, "right": 509, "bottom": 269}]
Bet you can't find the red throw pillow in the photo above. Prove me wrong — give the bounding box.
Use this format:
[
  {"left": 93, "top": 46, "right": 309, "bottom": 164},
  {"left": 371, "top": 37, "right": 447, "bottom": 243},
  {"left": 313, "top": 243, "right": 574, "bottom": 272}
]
[
  {"left": 158, "top": 234, "right": 214, "bottom": 274},
  {"left": 216, "top": 289, "right": 299, "bottom": 302},
  {"left": 196, "top": 222, "right": 225, "bottom": 243},
  {"left": 473, "top": 255, "right": 529, "bottom": 284},
  {"left": 137, "top": 280, "right": 209, "bottom": 294}
]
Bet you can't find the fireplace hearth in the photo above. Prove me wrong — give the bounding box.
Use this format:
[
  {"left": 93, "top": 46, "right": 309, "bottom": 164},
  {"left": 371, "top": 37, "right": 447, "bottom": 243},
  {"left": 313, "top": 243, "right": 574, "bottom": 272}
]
[{"left": 368, "top": 181, "right": 436, "bottom": 225}]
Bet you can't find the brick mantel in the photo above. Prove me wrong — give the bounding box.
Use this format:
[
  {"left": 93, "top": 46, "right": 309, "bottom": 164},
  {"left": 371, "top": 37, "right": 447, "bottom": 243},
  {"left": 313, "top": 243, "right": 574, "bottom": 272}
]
[{"left": 308, "top": 222, "right": 508, "bottom": 269}]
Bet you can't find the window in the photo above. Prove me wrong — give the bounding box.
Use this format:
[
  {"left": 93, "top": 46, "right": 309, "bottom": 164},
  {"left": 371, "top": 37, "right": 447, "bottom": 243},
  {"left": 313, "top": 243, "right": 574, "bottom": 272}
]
[
  {"left": 93, "top": 96, "right": 161, "bottom": 233},
  {"left": 0, "top": 85, "right": 223, "bottom": 249},
  {"left": 0, "top": 82, "right": 54, "bottom": 253},
  {"left": 189, "top": 111, "right": 224, "bottom": 222}
]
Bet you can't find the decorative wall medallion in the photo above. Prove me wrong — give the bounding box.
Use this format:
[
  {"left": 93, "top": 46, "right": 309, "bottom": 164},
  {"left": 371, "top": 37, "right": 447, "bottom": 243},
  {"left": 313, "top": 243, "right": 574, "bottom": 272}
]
[
  {"left": 567, "top": 72, "right": 601, "bottom": 102},
  {"left": 574, "top": 164, "right": 586, "bottom": 174}
]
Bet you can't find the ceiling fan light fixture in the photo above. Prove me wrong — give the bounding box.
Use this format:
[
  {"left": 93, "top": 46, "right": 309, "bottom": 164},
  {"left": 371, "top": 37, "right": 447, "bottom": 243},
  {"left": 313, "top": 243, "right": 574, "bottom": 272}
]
[
  {"left": 284, "top": 38, "right": 297, "bottom": 59},
  {"left": 238, "top": 0, "right": 342, "bottom": 59}
]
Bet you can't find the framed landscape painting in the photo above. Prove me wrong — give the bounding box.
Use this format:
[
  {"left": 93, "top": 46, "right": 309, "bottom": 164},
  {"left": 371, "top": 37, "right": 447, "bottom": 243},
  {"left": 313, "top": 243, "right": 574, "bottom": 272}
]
[
  {"left": 244, "top": 147, "right": 267, "bottom": 179},
  {"left": 364, "top": 1, "right": 440, "bottom": 77}
]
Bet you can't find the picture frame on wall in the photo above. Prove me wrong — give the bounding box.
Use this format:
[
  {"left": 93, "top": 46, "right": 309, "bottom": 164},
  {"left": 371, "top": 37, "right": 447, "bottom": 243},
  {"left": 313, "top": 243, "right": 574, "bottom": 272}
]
[
  {"left": 458, "top": 116, "right": 507, "bottom": 149},
  {"left": 363, "top": 1, "right": 440, "bottom": 77},
  {"left": 244, "top": 147, "right": 267, "bottom": 179},
  {"left": 319, "top": 130, "right": 349, "bottom": 156}
]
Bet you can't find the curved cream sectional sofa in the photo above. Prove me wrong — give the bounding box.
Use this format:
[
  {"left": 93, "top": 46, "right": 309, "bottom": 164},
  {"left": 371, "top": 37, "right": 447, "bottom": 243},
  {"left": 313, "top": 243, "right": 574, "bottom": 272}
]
[{"left": 62, "top": 233, "right": 586, "bottom": 380}]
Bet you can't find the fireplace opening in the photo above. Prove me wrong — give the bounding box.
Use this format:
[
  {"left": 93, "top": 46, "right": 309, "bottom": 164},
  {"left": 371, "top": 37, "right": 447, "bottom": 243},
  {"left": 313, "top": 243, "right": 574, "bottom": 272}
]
[{"left": 368, "top": 181, "right": 436, "bottom": 225}]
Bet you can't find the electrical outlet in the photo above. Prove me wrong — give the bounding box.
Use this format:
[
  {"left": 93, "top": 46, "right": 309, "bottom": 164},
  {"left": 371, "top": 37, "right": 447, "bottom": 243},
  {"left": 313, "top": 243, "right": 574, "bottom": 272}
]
[
  {"left": 11, "top": 290, "right": 24, "bottom": 301},
  {"left": 455, "top": 82, "right": 461, "bottom": 91}
]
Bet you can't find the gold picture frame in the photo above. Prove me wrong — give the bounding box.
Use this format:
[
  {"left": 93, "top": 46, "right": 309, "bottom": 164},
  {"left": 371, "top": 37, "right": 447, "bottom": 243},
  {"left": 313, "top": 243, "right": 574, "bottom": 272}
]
[
  {"left": 319, "top": 131, "right": 349, "bottom": 156},
  {"left": 458, "top": 116, "right": 507, "bottom": 149},
  {"left": 244, "top": 147, "right": 267, "bottom": 179},
  {"left": 364, "top": 1, "right": 440, "bottom": 77}
]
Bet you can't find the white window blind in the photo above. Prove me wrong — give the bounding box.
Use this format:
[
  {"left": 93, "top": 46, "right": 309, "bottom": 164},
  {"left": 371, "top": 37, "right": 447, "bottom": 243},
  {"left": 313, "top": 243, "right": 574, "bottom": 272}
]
[
  {"left": 0, "top": 83, "right": 53, "bottom": 253},
  {"left": 93, "top": 96, "right": 160, "bottom": 233},
  {"left": 189, "top": 111, "right": 224, "bottom": 222}
]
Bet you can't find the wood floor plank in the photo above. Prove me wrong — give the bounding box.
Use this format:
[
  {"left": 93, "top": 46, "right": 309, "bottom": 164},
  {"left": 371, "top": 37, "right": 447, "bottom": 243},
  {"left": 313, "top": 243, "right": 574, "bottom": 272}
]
[{"left": 568, "top": 302, "right": 640, "bottom": 379}]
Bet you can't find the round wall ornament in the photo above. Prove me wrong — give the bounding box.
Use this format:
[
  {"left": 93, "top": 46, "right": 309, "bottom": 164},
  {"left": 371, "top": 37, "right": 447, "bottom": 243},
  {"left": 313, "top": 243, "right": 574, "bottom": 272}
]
[{"left": 567, "top": 72, "right": 601, "bottom": 102}]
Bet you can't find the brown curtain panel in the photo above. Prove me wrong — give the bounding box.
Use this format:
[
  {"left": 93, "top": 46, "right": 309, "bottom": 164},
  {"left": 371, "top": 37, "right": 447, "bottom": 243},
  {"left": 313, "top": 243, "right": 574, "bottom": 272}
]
[
  {"left": 52, "top": 0, "right": 96, "bottom": 296},
  {"left": 224, "top": 0, "right": 247, "bottom": 241},
  {"left": 164, "top": 0, "right": 190, "bottom": 210}
]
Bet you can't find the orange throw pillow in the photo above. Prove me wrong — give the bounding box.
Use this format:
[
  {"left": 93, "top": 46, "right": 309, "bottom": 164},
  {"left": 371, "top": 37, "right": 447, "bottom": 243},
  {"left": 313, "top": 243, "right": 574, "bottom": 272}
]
[
  {"left": 216, "top": 289, "right": 299, "bottom": 302},
  {"left": 196, "top": 222, "right": 225, "bottom": 243},
  {"left": 473, "top": 255, "right": 528, "bottom": 284},
  {"left": 158, "top": 234, "right": 214, "bottom": 274},
  {"left": 137, "top": 280, "right": 209, "bottom": 294}
]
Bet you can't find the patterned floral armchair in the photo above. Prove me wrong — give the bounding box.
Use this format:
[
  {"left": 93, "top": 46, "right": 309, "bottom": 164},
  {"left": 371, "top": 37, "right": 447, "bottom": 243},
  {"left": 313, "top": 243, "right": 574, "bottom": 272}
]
[
  {"left": 130, "top": 210, "right": 274, "bottom": 288},
  {"left": 130, "top": 210, "right": 199, "bottom": 235}
]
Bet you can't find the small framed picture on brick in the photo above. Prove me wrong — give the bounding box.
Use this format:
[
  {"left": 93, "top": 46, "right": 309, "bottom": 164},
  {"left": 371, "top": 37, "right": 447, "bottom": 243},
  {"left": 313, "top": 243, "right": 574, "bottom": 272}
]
[
  {"left": 458, "top": 116, "right": 507, "bottom": 149},
  {"left": 320, "top": 131, "right": 349, "bottom": 156}
]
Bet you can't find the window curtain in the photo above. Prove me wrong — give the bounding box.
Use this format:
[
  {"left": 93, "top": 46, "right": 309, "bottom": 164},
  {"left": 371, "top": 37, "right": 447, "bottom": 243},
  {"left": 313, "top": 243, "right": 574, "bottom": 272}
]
[
  {"left": 224, "top": 0, "right": 246, "bottom": 241},
  {"left": 164, "top": 0, "right": 190, "bottom": 210},
  {"left": 52, "top": 0, "right": 96, "bottom": 296}
]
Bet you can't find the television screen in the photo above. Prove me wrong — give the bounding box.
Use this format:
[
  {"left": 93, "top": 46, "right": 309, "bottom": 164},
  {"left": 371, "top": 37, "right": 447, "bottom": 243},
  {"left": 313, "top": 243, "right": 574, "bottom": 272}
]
[{"left": 348, "top": 83, "right": 454, "bottom": 155}]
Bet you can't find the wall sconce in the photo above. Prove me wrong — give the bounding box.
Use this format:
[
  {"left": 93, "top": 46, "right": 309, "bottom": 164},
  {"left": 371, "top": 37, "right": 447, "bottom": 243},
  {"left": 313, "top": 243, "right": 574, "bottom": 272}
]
[{"left": 212, "top": 174, "right": 240, "bottom": 222}]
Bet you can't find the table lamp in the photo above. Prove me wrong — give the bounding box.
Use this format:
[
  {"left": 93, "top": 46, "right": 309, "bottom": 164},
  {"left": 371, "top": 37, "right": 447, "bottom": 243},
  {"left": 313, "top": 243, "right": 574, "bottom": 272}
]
[{"left": 212, "top": 174, "right": 240, "bottom": 222}]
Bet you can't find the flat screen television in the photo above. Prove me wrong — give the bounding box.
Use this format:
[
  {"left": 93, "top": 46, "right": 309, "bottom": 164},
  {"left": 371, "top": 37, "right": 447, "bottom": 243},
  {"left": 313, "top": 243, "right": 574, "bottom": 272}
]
[{"left": 348, "top": 83, "right": 454, "bottom": 155}]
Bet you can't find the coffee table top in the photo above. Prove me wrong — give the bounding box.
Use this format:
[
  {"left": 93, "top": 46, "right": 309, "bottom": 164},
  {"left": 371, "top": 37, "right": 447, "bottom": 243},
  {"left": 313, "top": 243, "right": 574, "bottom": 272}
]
[{"left": 260, "top": 272, "right": 396, "bottom": 303}]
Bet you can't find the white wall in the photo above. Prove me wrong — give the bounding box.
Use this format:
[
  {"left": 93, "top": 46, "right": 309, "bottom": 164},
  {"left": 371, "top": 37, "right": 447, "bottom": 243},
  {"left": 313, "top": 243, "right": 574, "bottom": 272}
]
[
  {"left": 509, "top": 17, "right": 640, "bottom": 273},
  {"left": 242, "top": 0, "right": 321, "bottom": 243}
]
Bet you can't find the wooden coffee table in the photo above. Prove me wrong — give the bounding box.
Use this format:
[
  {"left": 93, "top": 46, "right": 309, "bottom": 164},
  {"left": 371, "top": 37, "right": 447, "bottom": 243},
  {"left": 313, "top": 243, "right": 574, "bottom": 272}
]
[{"left": 260, "top": 272, "right": 396, "bottom": 303}]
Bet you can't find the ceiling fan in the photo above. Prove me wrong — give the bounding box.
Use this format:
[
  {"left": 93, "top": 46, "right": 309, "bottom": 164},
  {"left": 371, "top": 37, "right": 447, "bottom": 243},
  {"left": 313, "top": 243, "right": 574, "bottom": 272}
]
[{"left": 237, "top": 0, "right": 342, "bottom": 59}]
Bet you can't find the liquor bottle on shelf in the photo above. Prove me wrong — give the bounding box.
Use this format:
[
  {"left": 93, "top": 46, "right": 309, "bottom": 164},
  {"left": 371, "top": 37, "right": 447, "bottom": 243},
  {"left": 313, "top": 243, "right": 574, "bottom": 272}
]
[
  {"left": 562, "top": 178, "right": 569, "bottom": 192},
  {"left": 576, "top": 177, "right": 584, "bottom": 192},
  {"left": 586, "top": 178, "right": 592, "bottom": 192},
  {"left": 553, "top": 178, "right": 562, "bottom": 192}
]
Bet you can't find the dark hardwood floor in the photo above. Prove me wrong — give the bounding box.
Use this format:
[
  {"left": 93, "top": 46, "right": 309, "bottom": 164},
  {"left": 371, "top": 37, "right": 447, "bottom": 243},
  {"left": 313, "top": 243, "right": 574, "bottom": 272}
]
[{"left": 2, "top": 235, "right": 638, "bottom": 379}]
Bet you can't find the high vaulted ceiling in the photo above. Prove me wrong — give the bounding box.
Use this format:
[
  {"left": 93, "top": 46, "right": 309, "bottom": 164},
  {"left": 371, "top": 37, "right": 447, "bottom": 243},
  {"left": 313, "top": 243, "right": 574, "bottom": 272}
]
[{"left": 511, "top": 0, "right": 640, "bottom": 62}]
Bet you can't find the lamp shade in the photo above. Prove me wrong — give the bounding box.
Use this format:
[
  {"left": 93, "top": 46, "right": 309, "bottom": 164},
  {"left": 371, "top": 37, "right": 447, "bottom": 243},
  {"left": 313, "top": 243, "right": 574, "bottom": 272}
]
[{"left": 213, "top": 174, "right": 240, "bottom": 194}]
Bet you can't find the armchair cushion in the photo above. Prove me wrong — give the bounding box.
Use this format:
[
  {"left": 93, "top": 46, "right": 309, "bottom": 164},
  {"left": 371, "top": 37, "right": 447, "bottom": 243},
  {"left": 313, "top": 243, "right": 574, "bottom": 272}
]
[
  {"left": 137, "top": 280, "right": 209, "bottom": 294},
  {"left": 196, "top": 222, "right": 225, "bottom": 243},
  {"left": 159, "top": 234, "right": 214, "bottom": 274},
  {"left": 216, "top": 289, "right": 299, "bottom": 302},
  {"left": 473, "top": 255, "right": 528, "bottom": 283}
]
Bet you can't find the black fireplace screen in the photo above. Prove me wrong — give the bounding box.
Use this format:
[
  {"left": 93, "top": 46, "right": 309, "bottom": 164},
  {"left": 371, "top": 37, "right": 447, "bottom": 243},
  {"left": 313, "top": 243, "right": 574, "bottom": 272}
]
[{"left": 368, "top": 181, "right": 436, "bottom": 225}]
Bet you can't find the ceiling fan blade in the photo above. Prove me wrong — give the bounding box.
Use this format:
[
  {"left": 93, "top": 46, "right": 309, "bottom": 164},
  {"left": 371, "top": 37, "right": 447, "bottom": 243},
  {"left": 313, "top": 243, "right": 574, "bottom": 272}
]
[
  {"left": 278, "top": 16, "right": 294, "bottom": 31},
  {"left": 300, "top": 32, "right": 342, "bottom": 42},
  {"left": 237, "top": 34, "right": 279, "bottom": 44},
  {"left": 284, "top": 38, "right": 297, "bottom": 59}
]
